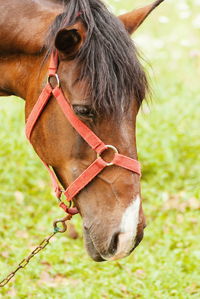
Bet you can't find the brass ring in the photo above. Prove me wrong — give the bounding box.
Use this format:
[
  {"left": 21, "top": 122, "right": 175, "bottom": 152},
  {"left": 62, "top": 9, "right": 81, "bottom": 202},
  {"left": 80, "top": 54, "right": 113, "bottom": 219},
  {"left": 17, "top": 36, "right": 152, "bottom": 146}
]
[{"left": 97, "top": 145, "right": 118, "bottom": 166}]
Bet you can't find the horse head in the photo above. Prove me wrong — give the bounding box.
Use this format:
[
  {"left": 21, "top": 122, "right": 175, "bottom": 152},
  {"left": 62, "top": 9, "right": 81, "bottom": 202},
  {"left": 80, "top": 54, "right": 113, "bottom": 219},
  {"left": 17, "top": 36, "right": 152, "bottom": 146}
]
[{"left": 24, "top": 0, "right": 165, "bottom": 262}]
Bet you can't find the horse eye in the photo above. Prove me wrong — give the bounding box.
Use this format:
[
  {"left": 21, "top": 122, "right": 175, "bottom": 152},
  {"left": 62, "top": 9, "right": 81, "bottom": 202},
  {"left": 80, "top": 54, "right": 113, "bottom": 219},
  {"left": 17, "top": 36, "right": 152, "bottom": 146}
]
[{"left": 73, "top": 105, "right": 95, "bottom": 118}]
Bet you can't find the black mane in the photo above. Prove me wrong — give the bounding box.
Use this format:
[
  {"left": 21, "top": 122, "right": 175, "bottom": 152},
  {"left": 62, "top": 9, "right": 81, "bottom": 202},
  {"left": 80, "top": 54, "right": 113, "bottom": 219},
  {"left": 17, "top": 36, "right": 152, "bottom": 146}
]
[{"left": 46, "top": 0, "right": 148, "bottom": 115}]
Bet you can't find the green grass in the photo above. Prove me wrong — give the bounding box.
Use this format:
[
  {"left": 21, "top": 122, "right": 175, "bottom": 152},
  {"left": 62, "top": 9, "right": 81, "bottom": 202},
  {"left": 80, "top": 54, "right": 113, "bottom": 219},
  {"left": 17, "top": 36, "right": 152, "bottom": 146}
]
[{"left": 0, "top": 0, "right": 200, "bottom": 298}]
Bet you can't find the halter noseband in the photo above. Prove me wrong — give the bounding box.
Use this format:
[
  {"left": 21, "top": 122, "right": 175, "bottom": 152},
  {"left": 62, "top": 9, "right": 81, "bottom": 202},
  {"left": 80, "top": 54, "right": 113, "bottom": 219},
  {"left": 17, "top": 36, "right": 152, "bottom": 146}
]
[{"left": 25, "top": 51, "right": 141, "bottom": 215}]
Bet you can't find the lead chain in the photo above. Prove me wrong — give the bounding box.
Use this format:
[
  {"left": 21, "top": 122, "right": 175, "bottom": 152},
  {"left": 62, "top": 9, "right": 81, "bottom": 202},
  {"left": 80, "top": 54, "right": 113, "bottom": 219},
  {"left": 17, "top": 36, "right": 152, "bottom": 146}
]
[{"left": 0, "top": 215, "right": 72, "bottom": 288}]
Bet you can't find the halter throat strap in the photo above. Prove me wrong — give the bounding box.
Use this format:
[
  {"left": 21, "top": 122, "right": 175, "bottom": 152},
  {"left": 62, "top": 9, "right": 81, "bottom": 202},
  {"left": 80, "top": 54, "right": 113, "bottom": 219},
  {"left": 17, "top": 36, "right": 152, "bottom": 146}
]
[{"left": 25, "top": 51, "right": 141, "bottom": 215}]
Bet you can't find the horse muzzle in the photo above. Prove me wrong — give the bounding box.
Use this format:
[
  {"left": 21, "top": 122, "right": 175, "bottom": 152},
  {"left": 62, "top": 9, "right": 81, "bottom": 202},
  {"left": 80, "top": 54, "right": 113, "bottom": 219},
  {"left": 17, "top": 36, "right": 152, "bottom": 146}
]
[{"left": 83, "top": 195, "right": 144, "bottom": 262}]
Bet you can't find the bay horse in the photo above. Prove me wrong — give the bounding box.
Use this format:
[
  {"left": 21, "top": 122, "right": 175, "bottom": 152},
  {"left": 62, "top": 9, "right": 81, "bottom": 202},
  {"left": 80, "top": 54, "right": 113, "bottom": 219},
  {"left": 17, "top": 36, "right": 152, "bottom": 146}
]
[{"left": 0, "top": 0, "right": 165, "bottom": 262}]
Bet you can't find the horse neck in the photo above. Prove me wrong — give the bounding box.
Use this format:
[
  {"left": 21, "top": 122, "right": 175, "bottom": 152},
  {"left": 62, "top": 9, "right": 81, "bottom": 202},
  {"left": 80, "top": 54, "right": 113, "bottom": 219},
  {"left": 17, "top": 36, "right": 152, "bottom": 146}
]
[
  {"left": 0, "top": 0, "right": 62, "bottom": 54},
  {"left": 0, "top": 54, "right": 48, "bottom": 98},
  {"left": 0, "top": 0, "right": 62, "bottom": 98}
]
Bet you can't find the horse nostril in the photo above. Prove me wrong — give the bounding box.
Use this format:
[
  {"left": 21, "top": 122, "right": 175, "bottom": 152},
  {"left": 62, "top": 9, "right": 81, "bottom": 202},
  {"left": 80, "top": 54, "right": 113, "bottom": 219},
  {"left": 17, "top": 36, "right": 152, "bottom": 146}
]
[
  {"left": 84, "top": 225, "right": 88, "bottom": 231},
  {"left": 108, "top": 232, "right": 120, "bottom": 255}
]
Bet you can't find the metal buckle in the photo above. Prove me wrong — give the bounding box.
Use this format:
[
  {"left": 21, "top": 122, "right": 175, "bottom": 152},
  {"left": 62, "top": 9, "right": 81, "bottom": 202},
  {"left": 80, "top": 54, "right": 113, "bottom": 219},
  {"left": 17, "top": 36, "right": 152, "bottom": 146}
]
[
  {"left": 97, "top": 145, "right": 118, "bottom": 166},
  {"left": 47, "top": 74, "right": 60, "bottom": 88}
]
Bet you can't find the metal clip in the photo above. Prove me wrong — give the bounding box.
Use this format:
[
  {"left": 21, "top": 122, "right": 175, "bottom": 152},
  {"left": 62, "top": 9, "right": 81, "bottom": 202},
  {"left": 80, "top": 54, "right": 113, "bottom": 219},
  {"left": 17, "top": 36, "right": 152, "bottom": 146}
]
[{"left": 53, "top": 215, "right": 72, "bottom": 233}]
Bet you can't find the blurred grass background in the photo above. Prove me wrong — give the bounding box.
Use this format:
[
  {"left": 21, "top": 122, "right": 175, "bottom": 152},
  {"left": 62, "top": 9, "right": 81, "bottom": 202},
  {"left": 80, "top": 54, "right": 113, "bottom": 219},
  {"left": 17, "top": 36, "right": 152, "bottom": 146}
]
[{"left": 0, "top": 0, "right": 199, "bottom": 298}]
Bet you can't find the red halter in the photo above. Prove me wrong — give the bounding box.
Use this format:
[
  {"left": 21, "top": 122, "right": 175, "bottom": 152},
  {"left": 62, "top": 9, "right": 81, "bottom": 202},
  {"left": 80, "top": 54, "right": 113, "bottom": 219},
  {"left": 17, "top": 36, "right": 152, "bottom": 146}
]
[{"left": 26, "top": 51, "right": 141, "bottom": 215}]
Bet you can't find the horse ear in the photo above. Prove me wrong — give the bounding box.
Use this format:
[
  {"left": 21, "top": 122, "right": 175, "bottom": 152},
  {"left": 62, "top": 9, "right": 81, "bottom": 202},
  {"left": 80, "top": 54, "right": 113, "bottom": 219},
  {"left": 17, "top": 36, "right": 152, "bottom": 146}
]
[
  {"left": 55, "top": 22, "right": 86, "bottom": 59},
  {"left": 119, "top": 0, "right": 165, "bottom": 35}
]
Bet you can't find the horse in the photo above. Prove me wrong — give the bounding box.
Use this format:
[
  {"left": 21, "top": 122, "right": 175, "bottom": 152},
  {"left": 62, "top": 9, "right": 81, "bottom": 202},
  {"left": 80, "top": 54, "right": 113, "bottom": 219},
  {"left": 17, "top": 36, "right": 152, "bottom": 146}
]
[{"left": 0, "top": 0, "right": 165, "bottom": 262}]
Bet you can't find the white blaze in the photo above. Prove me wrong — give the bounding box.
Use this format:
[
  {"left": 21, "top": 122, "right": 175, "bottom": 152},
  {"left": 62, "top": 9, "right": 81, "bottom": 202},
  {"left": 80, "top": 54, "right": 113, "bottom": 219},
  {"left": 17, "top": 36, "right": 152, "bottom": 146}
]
[{"left": 109, "top": 195, "right": 141, "bottom": 261}]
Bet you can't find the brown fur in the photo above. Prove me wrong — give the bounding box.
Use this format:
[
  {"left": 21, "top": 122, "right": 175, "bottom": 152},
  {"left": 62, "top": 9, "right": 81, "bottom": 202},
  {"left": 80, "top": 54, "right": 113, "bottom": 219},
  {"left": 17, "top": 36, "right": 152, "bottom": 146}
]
[{"left": 0, "top": 0, "right": 164, "bottom": 261}]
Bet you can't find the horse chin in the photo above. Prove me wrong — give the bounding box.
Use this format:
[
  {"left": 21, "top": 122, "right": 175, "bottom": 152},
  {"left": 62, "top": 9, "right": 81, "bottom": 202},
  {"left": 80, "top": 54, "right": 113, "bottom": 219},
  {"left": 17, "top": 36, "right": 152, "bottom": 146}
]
[{"left": 83, "top": 228, "right": 106, "bottom": 262}]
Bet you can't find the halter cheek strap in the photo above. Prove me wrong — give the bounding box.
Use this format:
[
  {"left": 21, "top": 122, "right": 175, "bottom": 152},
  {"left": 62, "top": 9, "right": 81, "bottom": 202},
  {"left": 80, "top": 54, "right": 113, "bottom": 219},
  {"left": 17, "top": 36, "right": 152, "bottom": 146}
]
[{"left": 25, "top": 51, "right": 141, "bottom": 215}]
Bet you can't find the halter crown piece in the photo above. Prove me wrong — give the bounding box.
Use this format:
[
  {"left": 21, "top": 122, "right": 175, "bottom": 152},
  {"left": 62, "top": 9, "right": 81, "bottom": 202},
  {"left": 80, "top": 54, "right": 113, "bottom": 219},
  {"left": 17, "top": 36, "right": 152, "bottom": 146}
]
[{"left": 25, "top": 51, "right": 141, "bottom": 216}]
